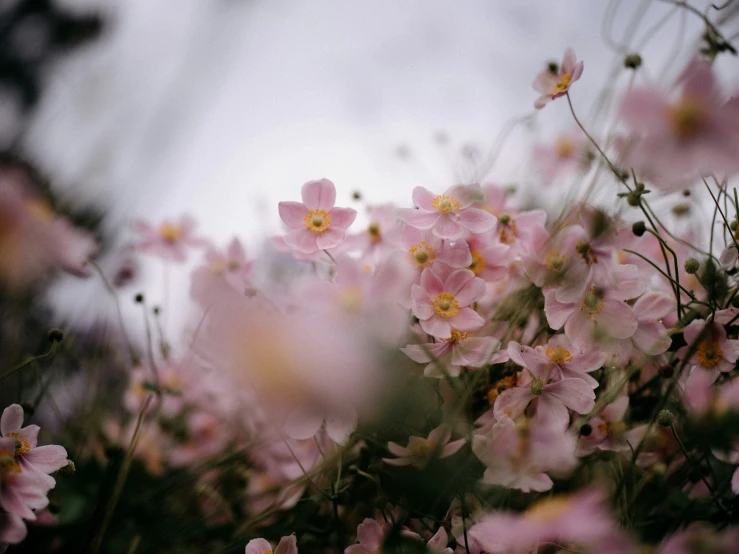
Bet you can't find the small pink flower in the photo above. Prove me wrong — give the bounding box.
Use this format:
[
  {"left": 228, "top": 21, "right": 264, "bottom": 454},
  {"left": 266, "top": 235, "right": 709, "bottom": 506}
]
[
  {"left": 425, "top": 527, "right": 453, "bottom": 553},
  {"left": 495, "top": 343, "right": 595, "bottom": 430},
  {"left": 245, "top": 534, "right": 297, "bottom": 554},
  {"left": 490, "top": 209, "right": 547, "bottom": 254},
  {"left": 396, "top": 184, "right": 496, "bottom": 241},
  {"left": 389, "top": 226, "right": 472, "bottom": 275},
  {"left": 464, "top": 233, "right": 513, "bottom": 282},
  {"left": 577, "top": 396, "right": 630, "bottom": 455},
  {"left": 132, "top": 215, "right": 203, "bottom": 262},
  {"left": 383, "top": 424, "right": 465, "bottom": 468},
  {"left": 0, "top": 436, "right": 50, "bottom": 521},
  {"left": 278, "top": 179, "right": 357, "bottom": 254},
  {"left": 677, "top": 319, "right": 739, "bottom": 380},
  {"left": 411, "top": 268, "right": 485, "bottom": 339},
  {"left": 402, "top": 331, "right": 506, "bottom": 378},
  {"left": 533, "top": 48, "right": 584, "bottom": 109},
  {"left": 544, "top": 264, "right": 643, "bottom": 349},
  {"left": 0, "top": 405, "right": 68, "bottom": 492},
  {"left": 191, "top": 238, "right": 254, "bottom": 304}
]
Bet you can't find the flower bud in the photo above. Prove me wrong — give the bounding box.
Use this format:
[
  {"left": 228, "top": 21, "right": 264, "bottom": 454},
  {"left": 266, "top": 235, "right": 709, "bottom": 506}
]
[
  {"left": 632, "top": 221, "right": 646, "bottom": 237},
  {"left": 58, "top": 460, "right": 76, "bottom": 476},
  {"left": 684, "top": 258, "right": 700, "bottom": 274},
  {"left": 134, "top": 293, "right": 144, "bottom": 303},
  {"left": 624, "top": 53, "right": 642, "bottom": 69},
  {"left": 657, "top": 409, "right": 674, "bottom": 427},
  {"left": 47, "top": 328, "right": 64, "bottom": 343},
  {"left": 352, "top": 191, "right": 362, "bottom": 200},
  {"left": 579, "top": 423, "right": 592, "bottom": 437},
  {"left": 626, "top": 192, "right": 640, "bottom": 207}
]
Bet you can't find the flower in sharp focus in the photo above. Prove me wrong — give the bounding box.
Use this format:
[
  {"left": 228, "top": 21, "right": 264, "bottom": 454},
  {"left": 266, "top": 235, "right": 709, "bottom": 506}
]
[
  {"left": 533, "top": 47, "right": 584, "bottom": 109},
  {"left": 396, "top": 184, "right": 496, "bottom": 241},
  {"left": 278, "top": 178, "right": 357, "bottom": 254},
  {"left": 410, "top": 268, "right": 486, "bottom": 339},
  {"left": 383, "top": 424, "right": 465, "bottom": 468}
]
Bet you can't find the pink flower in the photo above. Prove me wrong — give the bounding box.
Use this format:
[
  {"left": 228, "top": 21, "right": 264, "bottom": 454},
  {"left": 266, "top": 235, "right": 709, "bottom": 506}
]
[
  {"left": 425, "top": 527, "right": 453, "bottom": 553},
  {"left": 544, "top": 264, "right": 643, "bottom": 349},
  {"left": 344, "top": 204, "right": 403, "bottom": 264},
  {"left": 0, "top": 405, "right": 68, "bottom": 491},
  {"left": 246, "top": 534, "right": 297, "bottom": 554},
  {"left": 533, "top": 129, "right": 594, "bottom": 182},
  {"left": 464, "top": 489, "right": 634, "bottom": 554},
  {"left": 472, "top": 416, "right": 577, "bottom": 492},
  {"left": 278, "top": 179, "right": 357, "bottom": 254},
  {"left": 533, "top": 48, "right": 584, "bottom": 109},
  {"left": 677, "top": 319, "right": 739, "bottom": 380},
  {"left": 283, "top": 404, "right": 358, "bottom": 445},
  {"left": 0, "top": 511, "right": 26, "bottom": 549},
  {"left": 191, "top": 238, "right": 255, "bottom": 305},
  {"left": 0, "top": 436, "right": 50, "bottom": 521},
  {"left": 396, "top": 185, "right": 496, "bottom": 241},
  {"left": 495, "top": 343, "right": 596, "bottom": 430},
  {"left": 607, "top": 291, "right": 674, "bottom": 366},
  {"left": 464, "top": 232, "right": 513, "bottom": 282},
  {"left": 411, "top": 268, "right": 485, "bottom": 339},
  {"left": 402, "top": 330, "right": 507, "bottom": 378},
  {"left": 389, "top": 226, "right": 472, "bottom": 275},
  {"left": 383, "top": 424, "right": 465, "bottom": 468},
  {"left": 619, "top": 58, "right": 739, "bottom": 189},
  {"left": 490, "top": 209, "right": 546, "bottom": 254},
  {"left": 345, "top": 518, "right": 388, "bottom": 554},
  {"left": 507, "top": 335, "right": 606, "bottom": 389},
  {"left": 659, "top": 524, "right": 739, "bottom": 554},
  {"left": 132, "top": 215, "right": 203, "bottom": 262}
]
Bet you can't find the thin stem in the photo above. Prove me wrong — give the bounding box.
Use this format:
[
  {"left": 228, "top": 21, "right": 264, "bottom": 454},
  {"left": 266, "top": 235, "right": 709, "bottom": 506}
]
[{"left": 0, "top": 343, "right": 58, "bottom": 382}]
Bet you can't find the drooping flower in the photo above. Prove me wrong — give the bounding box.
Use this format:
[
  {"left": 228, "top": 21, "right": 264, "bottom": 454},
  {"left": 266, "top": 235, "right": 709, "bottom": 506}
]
[
  {"left": 132, "top": 214, "right": 204, "bottom": 262},
  {"left": 533, "top": 48, "right": 584, "bottom": 109},
  {"left": 410, "top": 268, "right": 485, "bottom": 339},
  {"left": 383, "top": 424, "right": 465, "bottom": 468},
  {"left": 396, "top": 184, "right": 496, "bottom": 241},
  {"left": 278, "top": 179, "right": 357, "bottom": 254},
  {"left": 245, "top": 534, "right": 298, "bottom": 554}
]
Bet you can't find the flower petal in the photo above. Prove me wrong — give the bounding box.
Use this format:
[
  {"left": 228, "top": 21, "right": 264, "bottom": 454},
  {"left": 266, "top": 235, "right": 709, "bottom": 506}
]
[{"left": 302, "top": 179, "right": 336, "bottom": 210}]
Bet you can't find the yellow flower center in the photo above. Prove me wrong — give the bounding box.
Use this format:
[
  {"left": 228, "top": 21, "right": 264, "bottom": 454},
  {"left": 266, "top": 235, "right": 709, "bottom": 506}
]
[
  {"left": 668, "top": 97, "right": 706, "bottom": 139},
  {"left": 468, "top": 250, "right": 485, "bottom": 275},
  {"left": 487, "top": 376, "right": 515, "bottom": 403},
  {"left": 550, "top": 73, "right": 572, "bottom": 95},
  {"left": 159, "top": 222, "right": 184, "bottom": 244},
  {"left": 442, "top": 329, "right": 468, "bottom": 343},
  {"left": 555, "top": 138, "right": 575, "bottom": 158},
  {"left": 410, "top": 440, "right": 436, "bottom": 457},
  {"left": 545, "top": 251, "right": 566, "bottom": 272},
  {"left": 431, "top": 194, "right": 461, "bottom": 213},
  {"left": 526, "top": 495, "right": 572, "bottom": 522},
  {"left": 7, "top": 433, "right": 30, "bottom": 455},
  {"left": 0, "top": 449, "right": 20, "bottom": 481},
  {"left": 260, "top": 550, "right": 272, "bottom": 554},
  {"left": 581, "top": 286, "right": 604, "bottom": 319},
  {"left": 545, "top": 346, "right": 573, "bottom": 364},
  {"left": 433, "top": 292, "right": 460, "bottom": 317},
  {"left": 697, "top": 340, "right": 723, "bottom": 369},
  {"left": 303, "top": 209, "right": 331, "bottom": 233},
  {"left": 599, "top": 420, "right": 627, "bottom": 440},
  {"left": 408, "top": 241, "right": 436, "bottom": 269}
]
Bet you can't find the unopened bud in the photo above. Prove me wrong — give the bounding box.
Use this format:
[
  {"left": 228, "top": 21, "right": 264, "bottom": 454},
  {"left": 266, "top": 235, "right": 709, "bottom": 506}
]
[
  {"left": 47, "top": 328, "right": 64, "bottom": 343},
  {"left": 624, "top": 53, "right": 642, "bottom": 69},
  {"left": 58, "top": 460, "right": 75, "bottom": 476},
  {"left": 134, "top": 293, "right": 144, "bottom": 303},
  {"left": 684, "top": 258, "right": 700, "bottom": 274},
  {"left": 632, "top": 221, "right": 646, "bottom": 237},
  {"left": 657, "top": 409, "right": 674, "bottom": 427},
  {"left": 352, "top": 191, "right": 362, "bottom": 200},
  {"left": 580, "top": 423, "right": 592, "bottom": 437},
  {"left": 626, "top": 191, "right": 640, "bottom": 207},
  {"left": 547, "top": 61, "right": 559, "bottom": 74}
]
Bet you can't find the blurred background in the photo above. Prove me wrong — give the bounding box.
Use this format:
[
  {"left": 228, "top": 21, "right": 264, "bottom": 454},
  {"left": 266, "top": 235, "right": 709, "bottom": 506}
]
[{"left": 3, "top": 0, "right": 739, "bottom": 325}]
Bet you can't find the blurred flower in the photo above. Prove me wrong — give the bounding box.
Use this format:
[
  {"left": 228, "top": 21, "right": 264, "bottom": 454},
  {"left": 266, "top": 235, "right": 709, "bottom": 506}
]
[
  {"left": 533, "top": 128, "right": 593, "bottom": 182},
  {"left": 246, "top": 534, "right": 297, "bottom": 554},
  {"left": 677, "top": 319, "right": 739, "bottom": 380},
  {"left": 132, "top": 214, "right": 204, "bottom": 262},
  {"left": 345, "top": 518, "right": 388, "bottom": 554},
  {"left": 383, "top": 424, "right": 465, "bottom": 468}
]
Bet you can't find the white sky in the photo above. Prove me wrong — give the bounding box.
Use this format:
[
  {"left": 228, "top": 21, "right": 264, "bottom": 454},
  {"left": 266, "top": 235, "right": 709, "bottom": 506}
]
[{"left": 30, "top": 0, "right": 739, "bottom": 328}]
